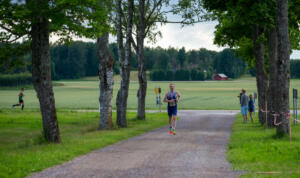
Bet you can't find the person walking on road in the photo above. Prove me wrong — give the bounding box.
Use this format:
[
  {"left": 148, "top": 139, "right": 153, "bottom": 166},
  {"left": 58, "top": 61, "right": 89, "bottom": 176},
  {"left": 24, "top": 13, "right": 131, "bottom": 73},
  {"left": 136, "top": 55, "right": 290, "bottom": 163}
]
[
  {"left": 163, "top": 83, "right": 181, "bottom": 135},
  {"left": 240, "top": 89, "right": 248, "bottom": 123},
  {"left": 248, "top": 94, "right": 255, "bottom": 123}
]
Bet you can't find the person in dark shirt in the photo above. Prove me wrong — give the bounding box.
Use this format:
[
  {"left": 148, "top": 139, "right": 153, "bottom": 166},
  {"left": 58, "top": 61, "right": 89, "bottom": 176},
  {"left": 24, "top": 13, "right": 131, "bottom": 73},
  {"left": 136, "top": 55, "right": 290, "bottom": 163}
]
[
  {"left": 248, "top": 94, "right": 255, "bottom": 123},
  {"left": 12, "top": 88, "right": 25, "bottom": 110},
  {"left": 240, "top": 89, "right": 248, "bottom": 123}
]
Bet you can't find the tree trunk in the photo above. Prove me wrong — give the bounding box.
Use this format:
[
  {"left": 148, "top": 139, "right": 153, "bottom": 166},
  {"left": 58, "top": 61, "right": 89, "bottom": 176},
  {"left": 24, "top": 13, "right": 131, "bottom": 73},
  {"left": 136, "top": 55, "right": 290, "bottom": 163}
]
[
  {"left": 267, "top": 27, "right": 278, "bottom": 128},
  {"left": 115, "top": 0, "right": 134, "bottom": 127},
  {"left": 252, "top": 25, "right": 268, "bottom": 125},
  {"left": 276, "top": 0, "right": 290, "bottom": 136},
  {"left": 31, "top": 16, "right": 60, "bottom": 143},
  {"left": 137, "top": 0, "right": 147, "bottom": 120},
  {"left": 98, "top": 33, "right": 114, "bottom": 130}
]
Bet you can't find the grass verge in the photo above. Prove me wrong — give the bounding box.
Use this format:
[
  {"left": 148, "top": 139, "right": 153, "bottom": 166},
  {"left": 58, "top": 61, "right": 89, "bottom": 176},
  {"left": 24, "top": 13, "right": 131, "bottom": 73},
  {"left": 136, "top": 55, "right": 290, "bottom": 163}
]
[
  {"left": 228, "top": 114, "right": 300, "bottom": 177},
  {"left": 0, "top": 110, "right": 168, "bottom": 178}
]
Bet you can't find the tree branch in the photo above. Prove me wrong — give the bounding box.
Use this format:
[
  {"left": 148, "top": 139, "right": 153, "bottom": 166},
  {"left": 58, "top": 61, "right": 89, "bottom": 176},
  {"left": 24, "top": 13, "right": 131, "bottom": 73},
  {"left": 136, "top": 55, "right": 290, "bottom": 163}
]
[
  {"left": 145, "top": 0, "right": 163, "bottom": 25},
  {"left": 130, "top": 34, "right": 138, "bottom": 52},
  {"left": 154, "top": 19, "right": 206, "bottom": 24}
]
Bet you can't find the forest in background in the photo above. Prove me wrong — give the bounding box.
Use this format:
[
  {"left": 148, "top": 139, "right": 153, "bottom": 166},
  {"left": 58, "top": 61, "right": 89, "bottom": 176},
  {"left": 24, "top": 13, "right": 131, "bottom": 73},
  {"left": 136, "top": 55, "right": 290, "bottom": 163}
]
[
  {"left": 1, "top": 41, "right": 300, "bottom": 82},
  {"left": 1, "top": 41, "right": 249, "bottom": 80}
]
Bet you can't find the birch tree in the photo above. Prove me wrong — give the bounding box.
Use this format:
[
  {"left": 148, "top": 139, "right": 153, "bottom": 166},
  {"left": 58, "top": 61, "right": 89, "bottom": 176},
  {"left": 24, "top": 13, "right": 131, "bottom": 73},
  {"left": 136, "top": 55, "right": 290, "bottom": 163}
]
[
  {"left": 115, "top": 0, "right": 134, "bottom": 127},
  {"left": 0, "top": 0, "right": 108, "bottom": 142}
]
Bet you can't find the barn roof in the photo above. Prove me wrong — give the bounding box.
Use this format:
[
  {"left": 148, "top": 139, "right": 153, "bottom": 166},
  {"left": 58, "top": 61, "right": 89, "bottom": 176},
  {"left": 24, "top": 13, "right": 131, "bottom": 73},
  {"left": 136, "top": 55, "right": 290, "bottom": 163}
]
[{"left": 217, "top": 74, "right": 227, "bottom": 78}]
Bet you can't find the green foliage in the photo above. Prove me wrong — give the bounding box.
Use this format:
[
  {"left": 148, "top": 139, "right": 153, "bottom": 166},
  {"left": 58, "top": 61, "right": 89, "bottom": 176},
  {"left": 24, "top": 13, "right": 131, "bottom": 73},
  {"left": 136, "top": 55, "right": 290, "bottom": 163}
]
[
  {"left": 150, "top": 70, "right": 167, "bottom": 81},
  {"left": 0, "top": 0, "right": 111, "bottom": 71},
  {"left": 228, "top": 114, "right": 300, "bottom": 177},
  {"left": 177, "top": 47, "right": 186, "bottom": 68},
  {"left": 214, "top": 49, "right": 246, "bottom": 79},
  {"left": 175, "top": 69, "right": 190, "bottom": 81},
  {"left": 190, "top": 69, "right": 205, "bottom": 81},
  {"left": 0, "top": 110, "right": 168, "bottom": 177},
  {"left": 0, "top": 73, "right": 32, "bottom": 86}
]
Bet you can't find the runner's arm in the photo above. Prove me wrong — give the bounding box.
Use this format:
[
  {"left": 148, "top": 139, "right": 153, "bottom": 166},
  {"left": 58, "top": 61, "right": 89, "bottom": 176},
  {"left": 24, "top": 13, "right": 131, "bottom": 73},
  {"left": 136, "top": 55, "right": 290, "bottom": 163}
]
[
  {"left": 163, "top": 93, "right": 168, "bottom": 103},
  {"left": 176, "top": 92, "right": 181, "bottom": 103},
  {"left": 163, "top": 93, "right": 174, "bottom": 103}
]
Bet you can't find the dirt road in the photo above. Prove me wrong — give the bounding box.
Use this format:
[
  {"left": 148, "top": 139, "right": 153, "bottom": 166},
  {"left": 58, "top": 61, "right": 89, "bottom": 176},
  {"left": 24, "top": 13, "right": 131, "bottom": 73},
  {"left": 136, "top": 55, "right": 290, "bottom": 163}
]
[{"left": 29, "top": 110, "right": 241, "bottom": 178}]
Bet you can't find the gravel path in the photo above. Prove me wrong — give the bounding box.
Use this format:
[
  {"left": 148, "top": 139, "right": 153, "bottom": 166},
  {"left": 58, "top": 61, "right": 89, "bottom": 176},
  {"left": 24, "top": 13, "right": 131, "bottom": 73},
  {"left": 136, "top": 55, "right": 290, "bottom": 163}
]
[{"left": 29, "top": 110, "right": 241, "bottom": 178}]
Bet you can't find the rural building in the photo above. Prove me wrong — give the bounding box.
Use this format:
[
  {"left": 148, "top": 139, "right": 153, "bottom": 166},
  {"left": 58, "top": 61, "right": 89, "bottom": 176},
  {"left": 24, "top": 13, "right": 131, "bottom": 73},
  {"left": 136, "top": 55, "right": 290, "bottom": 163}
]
[{"left": 214, "top": 74, "right": 228, "bottom": 80}]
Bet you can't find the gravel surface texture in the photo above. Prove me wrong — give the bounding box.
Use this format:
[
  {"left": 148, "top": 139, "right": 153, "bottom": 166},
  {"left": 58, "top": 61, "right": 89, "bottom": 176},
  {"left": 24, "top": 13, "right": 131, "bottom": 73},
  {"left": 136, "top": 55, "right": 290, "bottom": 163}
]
[{"left": 29, "top": 110, "right": 242, "bottom": 178}]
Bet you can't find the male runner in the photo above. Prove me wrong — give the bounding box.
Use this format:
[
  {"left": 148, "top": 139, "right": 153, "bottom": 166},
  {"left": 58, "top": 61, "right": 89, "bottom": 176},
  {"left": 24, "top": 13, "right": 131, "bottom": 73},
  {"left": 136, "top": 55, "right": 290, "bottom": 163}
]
[
  {"left": 163, "top": 83, "right": 181, "bottom": 135},
  {"left": 12, "top": 88, "right": 25, "bottom": 110}
]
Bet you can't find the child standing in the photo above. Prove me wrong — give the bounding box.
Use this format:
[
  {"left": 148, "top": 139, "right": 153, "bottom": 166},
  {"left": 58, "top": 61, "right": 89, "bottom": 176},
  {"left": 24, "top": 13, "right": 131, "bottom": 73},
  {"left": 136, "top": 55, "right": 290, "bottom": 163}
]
[{"left": 248, "top": 94, "right": 255, "bottom": 123}]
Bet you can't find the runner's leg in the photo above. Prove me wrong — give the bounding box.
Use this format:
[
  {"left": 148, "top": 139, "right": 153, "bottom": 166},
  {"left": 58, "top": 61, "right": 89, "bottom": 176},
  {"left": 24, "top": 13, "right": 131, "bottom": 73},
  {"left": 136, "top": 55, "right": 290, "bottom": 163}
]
[{"left": 173, "top": 115, "right": 177, "bottom": 129}]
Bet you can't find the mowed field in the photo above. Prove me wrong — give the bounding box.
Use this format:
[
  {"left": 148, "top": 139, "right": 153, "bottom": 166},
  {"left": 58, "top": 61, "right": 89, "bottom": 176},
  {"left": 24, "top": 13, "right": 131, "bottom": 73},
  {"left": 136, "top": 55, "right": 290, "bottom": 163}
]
[{"left": 1, "top": 75, "right": 300, "bottom": 110}]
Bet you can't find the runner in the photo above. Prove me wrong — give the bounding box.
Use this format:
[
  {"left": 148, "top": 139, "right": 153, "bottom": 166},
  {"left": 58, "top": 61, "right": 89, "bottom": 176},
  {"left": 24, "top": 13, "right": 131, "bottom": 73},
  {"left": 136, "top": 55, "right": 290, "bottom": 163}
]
[
  {"left": 12, "top": 88, "right": 25, "bottom": 110},
  {"left": 163, "top": 83, "right": 181, "bottom": 135}
]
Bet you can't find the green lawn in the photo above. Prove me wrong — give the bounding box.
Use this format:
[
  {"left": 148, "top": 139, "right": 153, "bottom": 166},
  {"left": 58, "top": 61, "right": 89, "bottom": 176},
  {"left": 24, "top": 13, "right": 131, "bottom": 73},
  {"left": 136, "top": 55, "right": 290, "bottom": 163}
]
[
  {"left": 228, "top": 114, "right": 300, "bottom": 177},
  {"left": 1, "top": 76, "right": 300, "bottom": 110},
  {"left": 0, "top": 110, "right": 168, "bottom": 178}
]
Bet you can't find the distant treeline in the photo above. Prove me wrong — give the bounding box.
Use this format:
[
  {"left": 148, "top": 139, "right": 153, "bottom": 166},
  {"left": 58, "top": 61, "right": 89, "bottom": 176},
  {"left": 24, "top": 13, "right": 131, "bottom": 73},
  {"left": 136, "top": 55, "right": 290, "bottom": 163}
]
[
  {"left": 1, "top": 41, "right": 250, "bottom": 81},
  {"left": 4, "top": 41, "right": 300, "bottom": 82}
]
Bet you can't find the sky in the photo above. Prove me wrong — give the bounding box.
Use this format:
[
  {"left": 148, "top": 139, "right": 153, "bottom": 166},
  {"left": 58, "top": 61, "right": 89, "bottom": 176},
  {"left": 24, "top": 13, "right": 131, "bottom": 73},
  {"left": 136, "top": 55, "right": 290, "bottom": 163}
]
[
  {"left": 144, "top": 22, "right": 300, "bottom": 59},
  {"left": 51, "top": 22, "right": 300, "bottom": 59}
]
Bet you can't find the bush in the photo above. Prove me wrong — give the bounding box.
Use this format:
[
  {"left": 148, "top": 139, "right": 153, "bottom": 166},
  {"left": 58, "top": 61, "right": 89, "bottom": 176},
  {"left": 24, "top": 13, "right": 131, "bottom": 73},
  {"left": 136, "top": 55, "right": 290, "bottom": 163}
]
[
  {"left": 150, "top": 70, "right": 165, "bottom": 81},
  {"left": 0, "top": 73, "right": 32, "bottom": 86},
  {"left": 150, "top": 70, "right": 175, "bottom": 81},
  {"left": 165, "top": 70, "right": 174, "bottom": 81},
  {"left": 191, "top": 69, "right": 205, "bottom": 81},
  {"left": 175, "top": 70, "right": 190, "bottom": 81}
]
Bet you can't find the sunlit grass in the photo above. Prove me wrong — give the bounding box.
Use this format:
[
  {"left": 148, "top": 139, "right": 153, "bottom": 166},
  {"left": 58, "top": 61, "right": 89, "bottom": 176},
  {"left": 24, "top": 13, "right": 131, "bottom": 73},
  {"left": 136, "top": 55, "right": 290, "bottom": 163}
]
[
  {"left": 0, "top": 110, "right": 168, "bottom": 178},
  {"left": 1, "top": 76, "right": 300, "bottom": 110},
  {"left": 228, "top": 114, "right": 300, "bottom": 177}
]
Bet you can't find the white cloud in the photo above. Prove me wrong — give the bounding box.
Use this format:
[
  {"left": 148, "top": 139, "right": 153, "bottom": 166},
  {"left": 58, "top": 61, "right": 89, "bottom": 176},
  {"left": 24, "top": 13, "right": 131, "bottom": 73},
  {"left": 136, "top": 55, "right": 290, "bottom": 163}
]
[
  {"left": 291, "top": 50, "right": 300, "bottom": 59},
  {"left": 49, "top": 21, "right": 300, "bottom": 59},
  {"left": 146, "top": 21, "right": 225, "bottom": 51}
]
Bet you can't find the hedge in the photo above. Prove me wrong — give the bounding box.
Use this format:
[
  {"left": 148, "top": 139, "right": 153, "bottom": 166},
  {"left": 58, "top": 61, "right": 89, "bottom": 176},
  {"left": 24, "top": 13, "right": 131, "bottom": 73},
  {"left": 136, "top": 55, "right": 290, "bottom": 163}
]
[
  {"left": 150, "top": 69, "right": 208, "bottom": 81},
  {"left": 0, "top": 73, "right": 32, "bottom": 86}
]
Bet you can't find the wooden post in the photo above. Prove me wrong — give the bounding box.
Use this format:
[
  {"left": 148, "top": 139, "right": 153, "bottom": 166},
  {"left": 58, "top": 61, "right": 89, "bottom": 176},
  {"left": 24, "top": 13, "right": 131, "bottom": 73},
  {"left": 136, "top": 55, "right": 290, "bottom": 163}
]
[
  {"left": 159, "top": 94, "right": 161, "bottom": 112},
  {"left": 265, "top": 101, "right": 268, "bottom": 128},
  {"left": 289, "top": 120, "right": 291, "bottom": 142}
]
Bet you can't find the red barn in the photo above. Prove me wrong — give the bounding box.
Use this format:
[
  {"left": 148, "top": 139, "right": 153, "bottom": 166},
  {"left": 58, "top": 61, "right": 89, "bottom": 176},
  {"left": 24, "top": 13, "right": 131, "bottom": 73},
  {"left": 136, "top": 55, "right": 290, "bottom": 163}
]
[{"left": 214, "top": 74, "right": 228, "bottom": 80}]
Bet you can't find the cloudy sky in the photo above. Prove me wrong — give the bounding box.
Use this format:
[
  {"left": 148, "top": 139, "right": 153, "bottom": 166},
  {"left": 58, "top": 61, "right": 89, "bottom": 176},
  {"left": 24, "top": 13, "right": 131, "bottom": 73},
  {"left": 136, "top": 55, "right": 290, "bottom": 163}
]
[
  {"left": 144, "top": 22, "right": 300, "bottom": 59},
  {"left": 54, "top": 21, "right": 300, "bottom": 59}
]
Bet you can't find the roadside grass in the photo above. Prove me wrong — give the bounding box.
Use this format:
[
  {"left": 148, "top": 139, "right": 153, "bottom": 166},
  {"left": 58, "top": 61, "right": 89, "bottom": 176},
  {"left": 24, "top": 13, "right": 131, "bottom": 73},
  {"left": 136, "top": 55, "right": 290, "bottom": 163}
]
[
  {"left": 0, "top": 110, "right": 168, "bottom": 178},
  {"left": 228, "top": 114, "right": 300, "bottom": 177}
]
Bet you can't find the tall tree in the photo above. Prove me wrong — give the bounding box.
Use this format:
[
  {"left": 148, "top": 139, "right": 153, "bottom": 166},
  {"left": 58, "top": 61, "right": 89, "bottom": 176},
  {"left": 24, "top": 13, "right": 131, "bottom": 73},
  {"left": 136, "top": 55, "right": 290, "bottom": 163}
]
[
  {"left": 276, "top": 0, "right": 290, "bottom": 136},
  {"left": 0, "top": 0, "right": 108, "bottom": 142},
  {"left": 98, "top": 32, "right": 114, "bottom": 130},
  {"left": 131, "top": 0, "right": 167, "bottom": 120},
  {"left": 115, "top": 0, "right": 134, "bottom": 127},
  {"left": 177, "top": 47, "right": 186, "bottom": 69}
]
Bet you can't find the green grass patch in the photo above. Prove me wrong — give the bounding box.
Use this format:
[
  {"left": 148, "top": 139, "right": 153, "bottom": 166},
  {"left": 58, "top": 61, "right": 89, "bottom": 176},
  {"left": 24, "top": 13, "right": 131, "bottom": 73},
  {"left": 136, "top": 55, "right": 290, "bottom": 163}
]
[
  {"left": 0, "top": 110, "right": 168, "bottom": 178},
  {"left": 228, "top": 114, "right": 300, "bottom": 177},
  {"left": 1, "top": 77, "right": 300, "bottom": 110}
]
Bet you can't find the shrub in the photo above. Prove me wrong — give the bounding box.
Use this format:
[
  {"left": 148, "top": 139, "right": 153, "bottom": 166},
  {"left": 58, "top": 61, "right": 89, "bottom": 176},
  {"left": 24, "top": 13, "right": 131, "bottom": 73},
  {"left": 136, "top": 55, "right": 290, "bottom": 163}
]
[
  {"left": 175, "top": 70, "right": 190, "bottom": 81},
  {"left": 0, "top": 73, "right": 32, "bottom": 86},
  {"left": 150, "top": 70, "right": 165, "bottom": 81}
]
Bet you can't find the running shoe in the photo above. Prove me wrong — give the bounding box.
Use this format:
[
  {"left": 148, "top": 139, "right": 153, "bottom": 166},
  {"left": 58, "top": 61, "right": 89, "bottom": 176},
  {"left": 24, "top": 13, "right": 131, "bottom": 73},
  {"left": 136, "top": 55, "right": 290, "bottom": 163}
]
[
  {"left": 169, "top": 127, "right": 173, "bottom": 134},
  {"left": 173, "top": 129, "right": 176, "bottom": 135}
]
